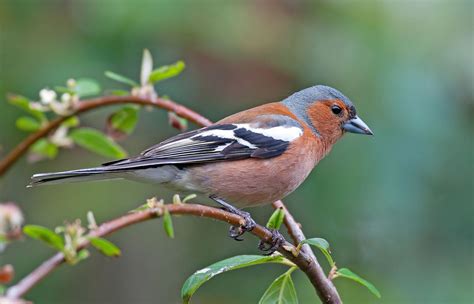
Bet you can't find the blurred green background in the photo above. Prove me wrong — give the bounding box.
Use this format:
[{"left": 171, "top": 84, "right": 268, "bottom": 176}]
[{"left": 1, "top": 0, "right": 473, "bottom": 303}]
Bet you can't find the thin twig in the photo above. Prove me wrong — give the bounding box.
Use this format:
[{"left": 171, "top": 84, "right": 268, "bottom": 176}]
[
  {"left": 273, "top": 201, "right": 342, "bottom": 303},
  {"left": 0, "top": 95, "right": 212, "bottom": 176},
  {"left": 6, "top": 203, "right": 333, "bottom": 303}
]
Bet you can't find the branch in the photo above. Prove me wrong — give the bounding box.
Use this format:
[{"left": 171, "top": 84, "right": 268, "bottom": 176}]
[
  {"left": 0, "top": 95, "right": 212, "bottom": 176},
  {"left": 6, "top": 203, "right": 339, "bottom": 304},
  {"left": 273, "top": 201, "right": 341, "bottom": 303}
]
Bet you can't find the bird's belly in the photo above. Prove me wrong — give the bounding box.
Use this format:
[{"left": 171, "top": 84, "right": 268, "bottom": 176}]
[{"left": 184, "top": 155, "right": 316, "bottom": 208}]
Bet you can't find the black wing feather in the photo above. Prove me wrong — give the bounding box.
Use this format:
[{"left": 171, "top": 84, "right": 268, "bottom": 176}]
[{"left": 101, "top": 118, "right": 300, "bottom": 171}]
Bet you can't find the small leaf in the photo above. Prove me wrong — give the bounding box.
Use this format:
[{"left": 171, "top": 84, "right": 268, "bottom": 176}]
[
  {"left": 76, "top": 249, "right": 90, "bottom": 262},
  {"left": 62, "top": 116, "right": 80, "bottom": 127},
  {"left": 8, "top": 94, "right": 46, "bottom": 121},
  {"left": 89, "top": 237, "right": 121, "bottom": 257},
  {"left": 266, "top": 207, "right": 285, "bottom": 230},
  {"left": 182, "top": 194, "right": 196, "bottom": 204},
  {"left": 16, "top": 116, "right": 41, "bottom": 132},
  {"left": 70, "top": 127, "right": 127, "bottom": 158},
  {"left": 109, "top": 89, "right": 130, "bottom": 96},
  {"left": 181, "top": 255, "right": 288, "bottom": 303},
  {"left": 107, "top": 106, "right": 139, "bottom": 138},
  {"left": 141, "top": 49, "right": 153, "bottom": 86},
  {"left": 87, "top": 211, "right": 98, "bottom": 230},
  {"left": 259, "top": 268, "right": 298, "bottom": 304},
  {"left": 129, "top": 203, "right": 151, "bottom": 213},
  {"left": 54, "top": 86, "right": 75, "bottom": 95},
  {"left": 30, "top": 139, "right": 58, "bottom": 159},
  {"left": 104, "top": 71, "right": 139, "bottom": 87},
  {"left": 301, "top": 238, "right": 334, "bottom": 267},
  {"left": 74, "top": 78, "right": 101, "bottom": 97},
  {"left": 149, "top": 60, "right": 185, "bottom": 84},
  {"left": 23, "top": 225, "right": 64, "bottom": 251},
  {"left": 162, "top": 208, "right": 175, "bottom": 239},
  {"left": 172, "top": 194, "right": 182, "bottom": 205},
  {"left": 67, "top": 249, "right": 91, "bottom": 265},
  {"left": 335, "top": 268, "right": 381, "bottom": 298}
]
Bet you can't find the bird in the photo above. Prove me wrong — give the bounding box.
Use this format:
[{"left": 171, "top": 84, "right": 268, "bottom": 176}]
[{"left": 30, "top": 85, "right": 373, "bottom": 251}]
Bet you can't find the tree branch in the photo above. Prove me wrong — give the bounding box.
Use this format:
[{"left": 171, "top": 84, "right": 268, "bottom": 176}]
[
  {"left": 273, "top": 201, "right": 341, "bottom": 303},
  {"left": 0, "top": 95, "right": 212, "bottom": 176},
  {"left": 5, "top": 203, "right": 339, "bottom": 303},
  {"left": 1, "top": 94, "right": 341, "bottom": 303}
]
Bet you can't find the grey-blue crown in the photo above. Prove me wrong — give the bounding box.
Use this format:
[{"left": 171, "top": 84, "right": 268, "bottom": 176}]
[{"left": 282, "top": 85, "right": 353, "bottom": 108}]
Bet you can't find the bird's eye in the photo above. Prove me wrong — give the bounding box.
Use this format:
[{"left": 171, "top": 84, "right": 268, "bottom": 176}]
[{"left": 331, "top": 105, "right": 342, "bottom": 115}]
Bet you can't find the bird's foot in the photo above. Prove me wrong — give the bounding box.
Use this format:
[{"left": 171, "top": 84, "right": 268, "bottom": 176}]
[
  {"left": 227, "top": 210, "right": 256, "bottom": 241},
  {"left": 258, "top": 229, "right": 285, "bottom": 255},
  {"left": 210, "top": 195, "right": 256, "bottom": 241}
]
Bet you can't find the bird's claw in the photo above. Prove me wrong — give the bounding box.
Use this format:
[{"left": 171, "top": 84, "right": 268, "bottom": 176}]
[
  {"left": 258, "top": 229, "right": 285, "bottom": 255},
  {"left": 210, "top": 195, "right": 256, "bottom": 241},
  {"left": 228, "top": 209, "right": 256, "bottom": 241}
]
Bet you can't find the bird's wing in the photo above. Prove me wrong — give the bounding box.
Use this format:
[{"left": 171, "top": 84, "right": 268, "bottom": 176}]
[{"left": 101, "top": 114, "right": 303, "bottom": 171}]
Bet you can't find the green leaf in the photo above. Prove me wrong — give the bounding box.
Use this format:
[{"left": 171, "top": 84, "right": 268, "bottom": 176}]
[
  {"left": 259, "top": 268, "right": 298, "bottom": 304},
  {"left": 149, "top": 60, "right": 185, "bottom": 84},
  {"left": 105, "top": 71, "right": 138, "bottom": 87},
  {"left": 23, "top": 225, "right": 64, "bottom": 251},
  {"left": 172, "top": 194, "right": 182, "bottom": 205},
  {"left": 266, "top": 207, "right": 285, "bottom": 230},
  {"left": 74, "top": 78, "right": 101, "bottom": 97},
  {"left": 16, "top": 116, "right": 41, "bottom": 132},
  {"left": 141, "top": 49, "right": 153, "bottom": 86},
  {"left": 109, "top": 106, "right": 139, "bottom": 135},
  {"left": 70, "top": 127, "right": 127, "bottom": 158},
  {"left": 129, "top": 203, "right": 151, "bottom": 213},
  {"left": 8, "top": 94, "right": 46, "bottom": 121},
  {"left": 181, "top": 255, "right": 288, "bottom": 303},
  {"left": 54, "top": 86, "right": 75, "bottom": 95},
  {"left": 109, "top": 89, "right": 130, "bottom": 96},
  {"left": 301, "top": 238, "right": 334, "bottom": 267},
  {"left": 62, "top": 116, "right": 80, "bottom": 127},
  {"left": 336, "top": 268, "right": 381, "bottom": 298},
  {"left": 182, "top": 194, "right": 197, "bottom": 203},
  {"left": 30, "top": 138, "right": 58, "bottom": 159},
  {"left": 162, "top": 208, "right": 175, "bottom": 238},
  {"left": 76, "top": 249, "right": 90, "bottom": 262},
  {"left": 89, "top": 237, "right": 121, "bottom": 257}
]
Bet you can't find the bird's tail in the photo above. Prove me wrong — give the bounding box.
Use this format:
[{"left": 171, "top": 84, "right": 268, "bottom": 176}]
[{"left": 29, "top": 167, "right": 123, "bottom": 187}]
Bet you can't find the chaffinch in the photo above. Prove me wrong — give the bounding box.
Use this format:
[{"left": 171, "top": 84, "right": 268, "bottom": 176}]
[{"left": 30, "top": 85, "right": 372, "bottom": 248}]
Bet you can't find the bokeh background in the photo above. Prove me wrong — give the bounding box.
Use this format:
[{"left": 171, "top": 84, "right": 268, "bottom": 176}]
[{"left": 0, "top": 1, "right": 473, "bottom": 303}]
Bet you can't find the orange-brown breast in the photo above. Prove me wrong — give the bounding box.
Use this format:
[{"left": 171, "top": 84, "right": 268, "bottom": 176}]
[{"left": 182, "top": 102, "right": 329, "bottom": 207}]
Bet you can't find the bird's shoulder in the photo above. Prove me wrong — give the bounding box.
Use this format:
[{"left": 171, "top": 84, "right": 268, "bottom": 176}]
[{"left": 217, "top": 102, "right": 297, "bottom": 124}]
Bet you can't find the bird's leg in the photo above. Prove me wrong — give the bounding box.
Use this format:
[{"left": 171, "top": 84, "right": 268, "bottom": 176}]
[
  {"left": 258, "top": 229, "right": 285, "bottom": 255},
  {"left": 209, "top": 195, "right": 256, "bottom": 241}
]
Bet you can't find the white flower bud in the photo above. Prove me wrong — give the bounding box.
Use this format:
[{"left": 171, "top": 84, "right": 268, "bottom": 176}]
[
  {"left": 0, "top": 203, "right": 24, "bottom": 234},
  {"left": 50, "top": 125, "right": 73, "bottom": 147},
  {"left": 61, "top": 93, "right": 72, "bottom": 103},
  {"left": 67, "top": 78, "right": 76, "bottom": 88},
  {"left": 29, "top": 102, "right": 50, "bottom": 112},
  {"left": 39, "top": 89, "right": 57, "bottom": 104}
]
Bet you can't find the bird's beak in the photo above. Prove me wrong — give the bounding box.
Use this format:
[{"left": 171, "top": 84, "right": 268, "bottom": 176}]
[{"left": 343, "top": 116, "right": 373, "bottom": 135}]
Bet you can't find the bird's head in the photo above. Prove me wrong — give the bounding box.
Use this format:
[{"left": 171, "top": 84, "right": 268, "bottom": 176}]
[{"left": 283, "top": 85, "right": 373, "bottom": 145}]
